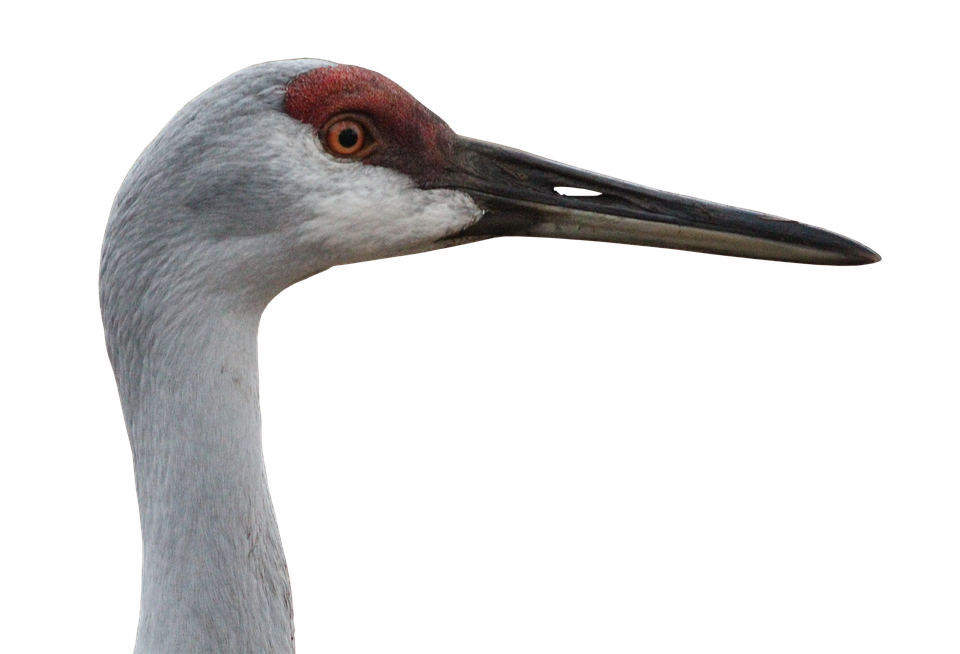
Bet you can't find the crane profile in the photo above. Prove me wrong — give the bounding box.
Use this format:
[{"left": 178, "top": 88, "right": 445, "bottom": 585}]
[{"left": 100, "top": 59, "right": 879, "bottom": 654}]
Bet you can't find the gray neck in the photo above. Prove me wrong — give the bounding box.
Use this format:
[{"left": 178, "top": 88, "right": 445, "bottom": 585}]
[{"left": 116, "top": 303, "right": 294, "bottom": 654}]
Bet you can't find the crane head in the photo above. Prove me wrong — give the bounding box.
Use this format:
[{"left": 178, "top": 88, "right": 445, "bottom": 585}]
[{"left": 104, "top": 60, "right": 878, "bottom": 314}]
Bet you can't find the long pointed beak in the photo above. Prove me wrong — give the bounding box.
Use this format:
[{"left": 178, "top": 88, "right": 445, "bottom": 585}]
[{"left": 433, "top": 137, "right": 879, "bottom": 265}]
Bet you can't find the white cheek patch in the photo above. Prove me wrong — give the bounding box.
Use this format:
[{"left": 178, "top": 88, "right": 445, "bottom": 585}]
[{"left": 297, "top": 147, "right": 485, "bottom": 266}]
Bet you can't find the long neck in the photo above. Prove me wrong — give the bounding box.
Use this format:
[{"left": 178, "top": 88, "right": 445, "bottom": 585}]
[{"left": 115, "top": 303, "right": 294, "bottom": 654}]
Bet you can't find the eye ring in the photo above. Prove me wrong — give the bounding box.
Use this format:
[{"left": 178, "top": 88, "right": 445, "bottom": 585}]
[{"left": 321, "top": 115, "right": 377, "bottom": 158}]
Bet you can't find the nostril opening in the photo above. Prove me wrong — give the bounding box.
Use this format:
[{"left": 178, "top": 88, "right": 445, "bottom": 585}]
[{"left": 554, "top": 186, "right": 602, "bottom": 197}]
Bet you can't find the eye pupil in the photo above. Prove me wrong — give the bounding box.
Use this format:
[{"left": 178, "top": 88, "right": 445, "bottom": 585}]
[{"left": 338, "top": 128, "right": 359, "bottom": 149}]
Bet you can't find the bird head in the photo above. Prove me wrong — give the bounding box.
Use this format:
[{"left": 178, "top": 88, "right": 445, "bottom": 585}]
[{"left": 102, "top": 59, "right": 878, "bottom": 316}]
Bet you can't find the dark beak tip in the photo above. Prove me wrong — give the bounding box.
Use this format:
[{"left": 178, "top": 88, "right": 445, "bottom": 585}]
[
  {"left": 848, "top": 244, "right": 882, "bottom": 266},
  {"left": 865, "top": 251, "right": 882, "bottom": 265}
]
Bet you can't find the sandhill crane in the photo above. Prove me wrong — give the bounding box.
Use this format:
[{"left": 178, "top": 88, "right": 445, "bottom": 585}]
[{"left": 100, "top": 59, "right": 879, "bottom": 654}]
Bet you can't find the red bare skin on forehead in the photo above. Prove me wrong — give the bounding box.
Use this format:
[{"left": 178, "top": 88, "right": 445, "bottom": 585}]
[{"left": 284, "top": 65, "right": 457, "bottom": 186}]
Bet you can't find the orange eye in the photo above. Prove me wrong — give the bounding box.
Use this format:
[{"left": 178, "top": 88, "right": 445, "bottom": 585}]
[{"left": 325, "top": 118, "right": 367, "bottom": 156}]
